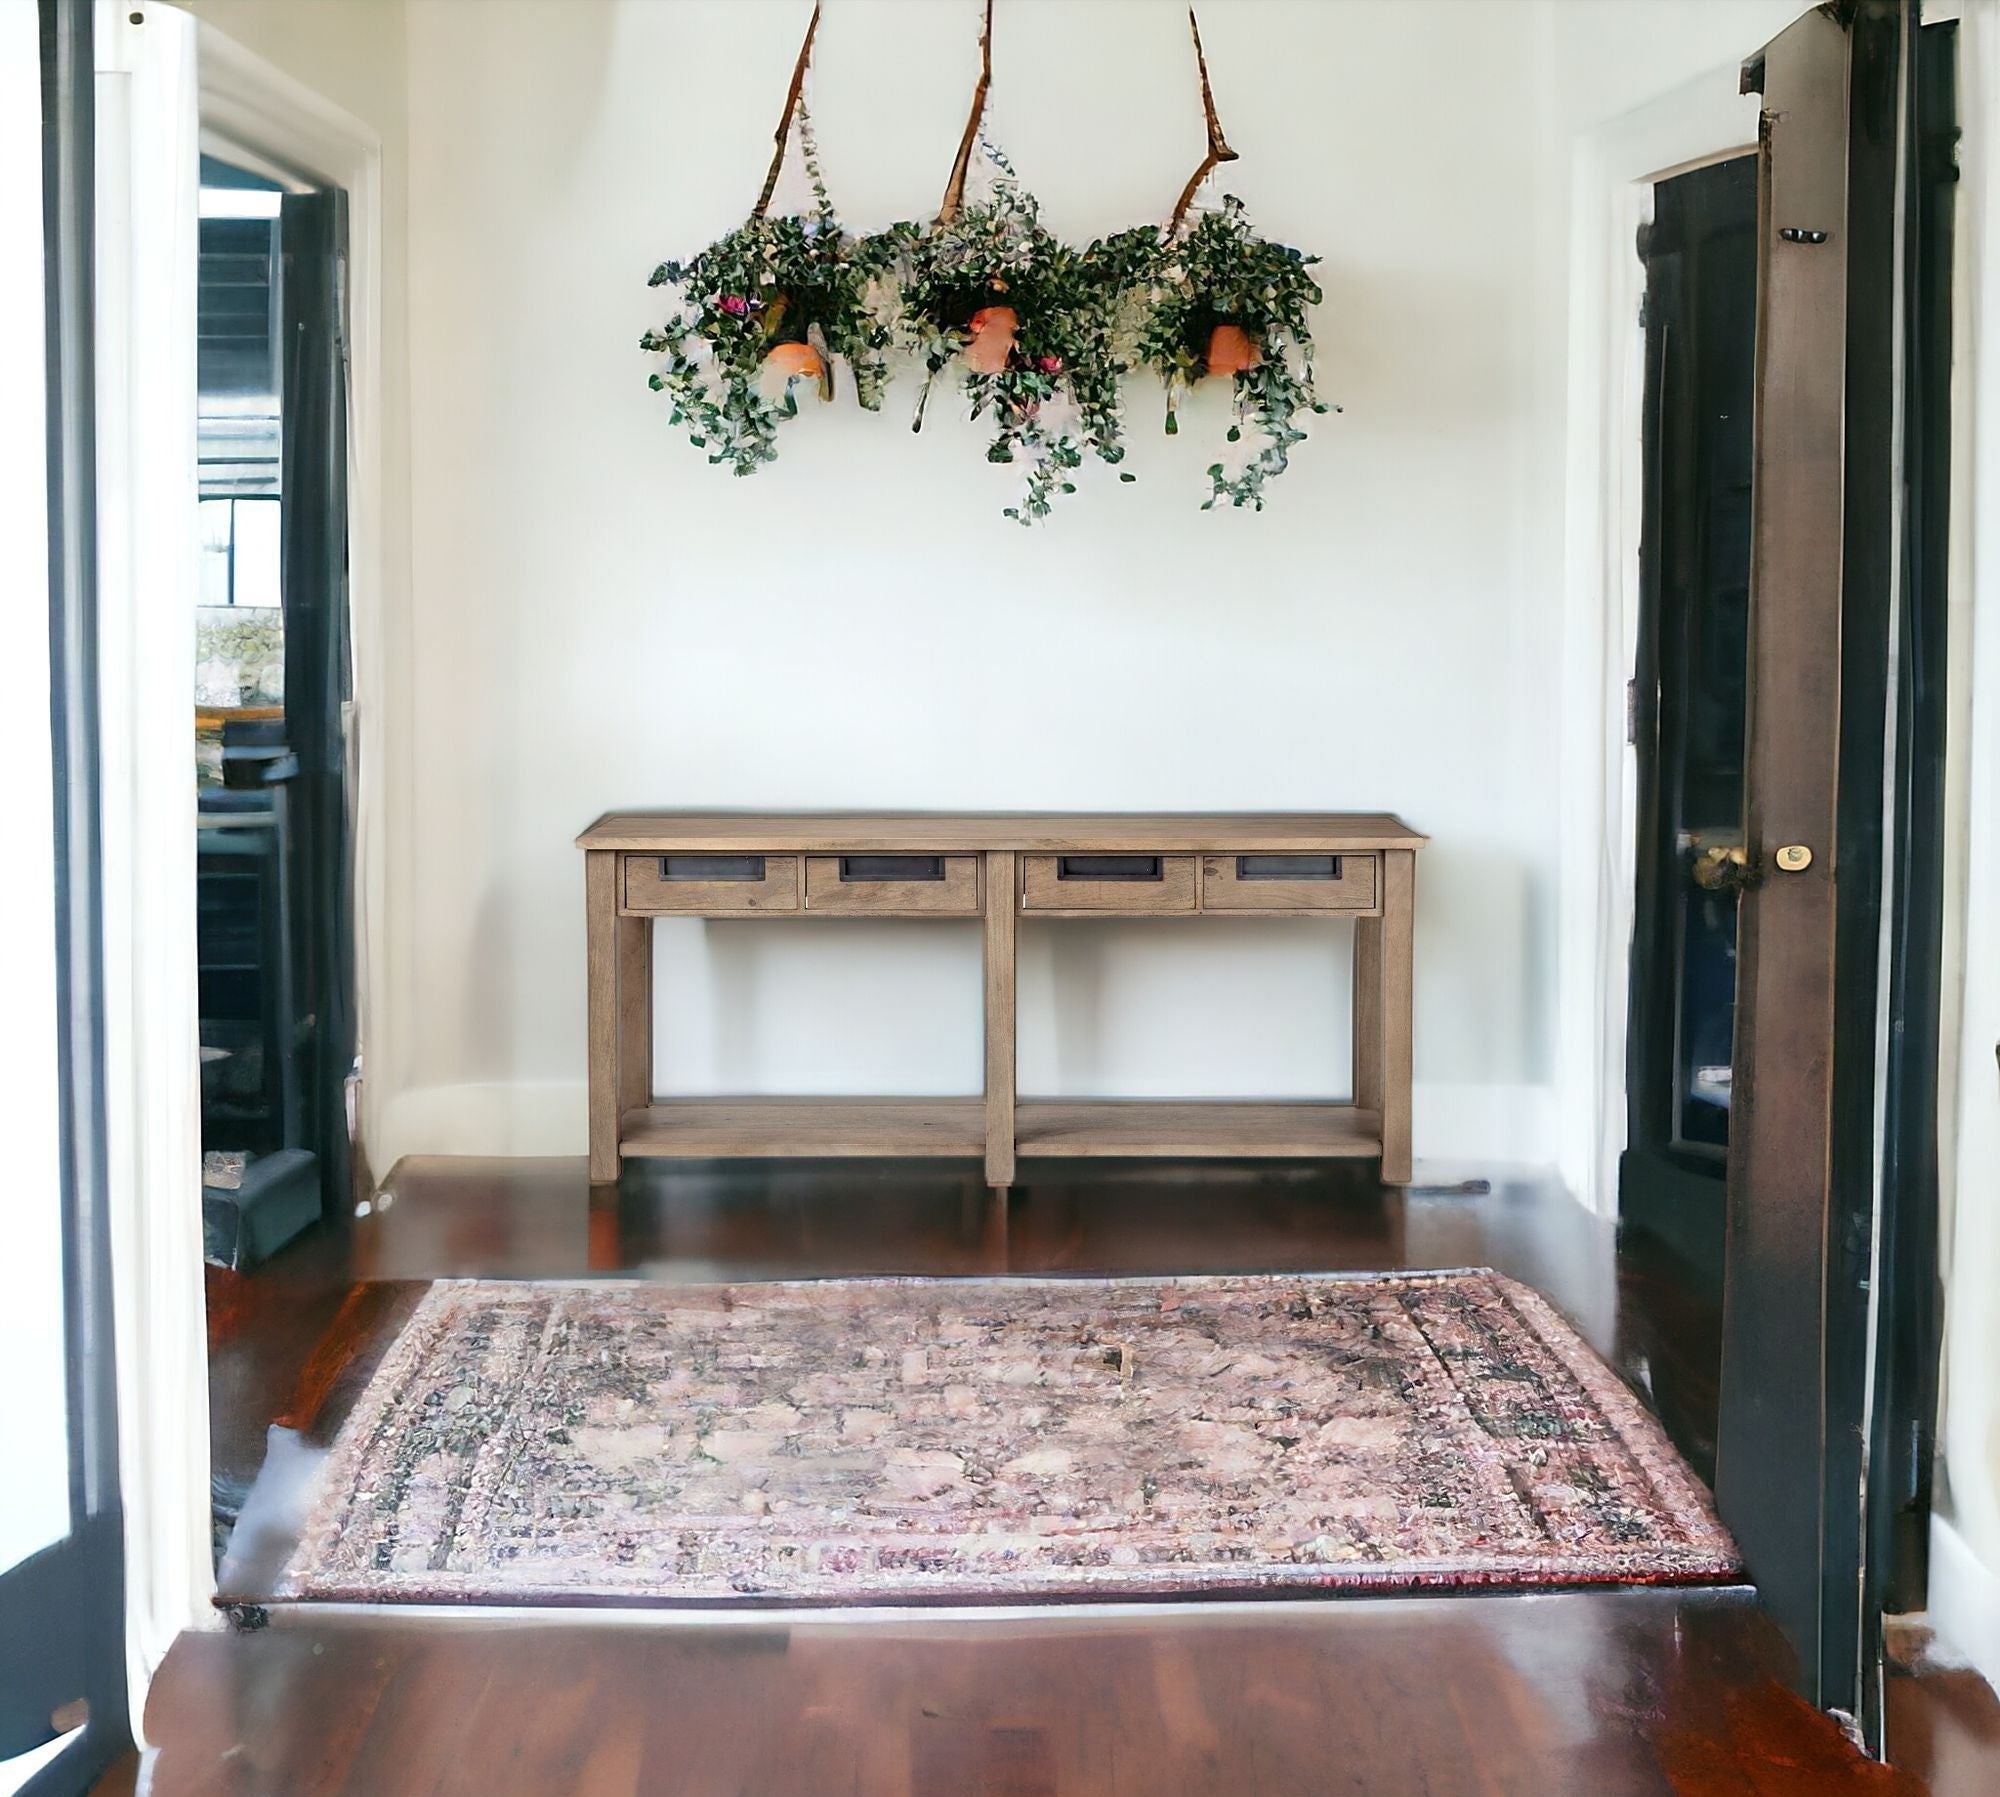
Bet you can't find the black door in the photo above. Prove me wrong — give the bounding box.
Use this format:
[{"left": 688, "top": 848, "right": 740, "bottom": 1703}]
[
  {"left": 1629, "top": 3, "right": 1947, "bottom": 1730},
  {"left": 1621, "top": 154, "right": 1757, "bottom": 1291},
  {"left": 1866, "top": 13, "right": 1956, "bottom": 1754},
  {"left": 1713, "top": 0, "right": 1916, "bottom": 1723},
  {"left": 278, "top": 188, "right": 357, "bottom": 1214}
]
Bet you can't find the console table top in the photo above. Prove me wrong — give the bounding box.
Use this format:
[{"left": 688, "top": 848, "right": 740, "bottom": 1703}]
[{"left": 577, "top": 811, "right": 1428, "bottom": 853}]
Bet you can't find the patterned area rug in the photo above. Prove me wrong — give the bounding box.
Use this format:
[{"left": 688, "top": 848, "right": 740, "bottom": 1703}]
[{"left": 281, "top": 1272, "right": 1738, "bottom": 1605}]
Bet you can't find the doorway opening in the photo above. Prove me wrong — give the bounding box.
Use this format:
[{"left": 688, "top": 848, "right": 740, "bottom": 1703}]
[{"left": 195, "top": 153, "right": 357, "bottom": 1559}]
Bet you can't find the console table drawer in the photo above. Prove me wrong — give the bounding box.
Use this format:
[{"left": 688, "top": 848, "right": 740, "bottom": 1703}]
[
  {"left": 805, "top": 854, "right": 981, "bottom": 914},
  {"left": 1021, "top": 854, "right": 1198, "bottom": 914},
  {"left": 623, "top": 852, "right": 799, "bottom": 914},
  {"left": 1202, "top": 852, "right": 1379, "bottom": 913}
]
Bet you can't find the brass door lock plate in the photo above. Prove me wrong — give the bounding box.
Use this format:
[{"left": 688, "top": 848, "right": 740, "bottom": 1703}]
[{"left": 1775, "top": 843, "right": 1814, "bottom": 872}]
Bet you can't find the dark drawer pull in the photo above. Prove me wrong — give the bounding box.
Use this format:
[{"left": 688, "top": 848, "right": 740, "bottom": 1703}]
[
  {"left": 1238, "top": 854, "right": 1341, "bottom": 881},
  {"left": 662, "top": 854, "right": 765, "bottom": 882},
  {"left": 840, "top": 855, "right": 944, "bottom": 883},
  {"left": 1058, "top": 855, "right": 1162, "bottom": 882}
]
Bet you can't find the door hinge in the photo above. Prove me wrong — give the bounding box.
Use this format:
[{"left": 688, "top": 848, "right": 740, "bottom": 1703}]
[{"left": 1626, "top": 678, "right": 1639, "bottom": 745}]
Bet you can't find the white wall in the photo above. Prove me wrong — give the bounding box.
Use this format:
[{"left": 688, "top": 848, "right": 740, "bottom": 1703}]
[
  {"left": 362, "top": 0, "right": 1797, "bottom": 1170},
  {"left": 1934, "top": 0, "right": 2000, "bottom": 1690}
]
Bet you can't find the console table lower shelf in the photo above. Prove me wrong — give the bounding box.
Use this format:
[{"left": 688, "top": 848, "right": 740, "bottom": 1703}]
[
  {"left": 616, "top": 1098, "right": 1388, "bottom": 1162},
  {"left": 580, "top": 811, "right": 1423, "bottom": 1188}
]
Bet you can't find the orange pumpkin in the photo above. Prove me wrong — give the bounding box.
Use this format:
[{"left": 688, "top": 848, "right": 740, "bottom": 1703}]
[
  {"left": 962, "top": 305, "right": 1019, "bottom": 375},
  {"left": 762, "top": 340, "right": 830, "bottom": 401},
  {"left": 1205, "top": 323, "right": 1261, "bottom": 377}
]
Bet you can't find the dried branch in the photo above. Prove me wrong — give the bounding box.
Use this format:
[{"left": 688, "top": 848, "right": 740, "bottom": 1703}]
[
  {"left": 1168, "top": 8, "right": 1239, "bottom": 236},
  {"left": 751, "top": 2, "right": 822, "bottom": 220},
  {"left": 938, "top": 0, "right": 995, "bottom": 226}
]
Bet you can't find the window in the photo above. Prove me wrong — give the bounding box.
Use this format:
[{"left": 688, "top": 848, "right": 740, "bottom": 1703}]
[{"left": 198, "top": 494, "right": 281, "bottom": 607}]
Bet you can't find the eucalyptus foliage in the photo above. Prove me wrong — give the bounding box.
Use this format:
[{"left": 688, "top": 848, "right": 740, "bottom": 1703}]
[
  {"left": 1102, "top": 195, "right": 1328, "bottom": 510},
  {"left": 865, "top": 146, "right": 1130, "bottom": 524},
  {"left": 641, "top": 107, "right": 890, "bottom": 477}
]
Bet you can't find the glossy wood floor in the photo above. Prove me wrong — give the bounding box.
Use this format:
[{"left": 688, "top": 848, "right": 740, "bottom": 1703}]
[
  {"left": 124, "top": 1154, "right": 1986, "bottom": 1795},
  {"left": 140, "top": 1591, "right": 1939, "bottom": 1797}
]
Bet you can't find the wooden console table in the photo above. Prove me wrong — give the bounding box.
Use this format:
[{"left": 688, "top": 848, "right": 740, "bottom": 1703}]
[{"left": 579, "top": 812, "right": 1422, "bottom": 1189}]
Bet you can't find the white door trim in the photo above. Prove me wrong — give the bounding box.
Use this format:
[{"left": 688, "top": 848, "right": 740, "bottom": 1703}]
[
  {"left": 93, "top": 0, "right": 212, "bottom": 1717},
  {"left": 94, "top": 9, "right": 392, "bottom": 1721}
]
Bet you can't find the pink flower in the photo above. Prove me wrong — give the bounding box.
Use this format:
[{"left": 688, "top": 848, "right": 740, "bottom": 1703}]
[
  {"left": 1037, "top": 355, "right": 1063, "bottom": 375},
  {"left": 718, "top": 294, "right": 750, "bottom": 318}
]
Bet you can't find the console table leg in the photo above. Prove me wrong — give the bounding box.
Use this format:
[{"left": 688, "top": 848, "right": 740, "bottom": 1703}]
[
  {"left": 1379, "top": 848, "right": 1416, "bottom": 1185},
  {"left": 1354, "top": 915, "right": 1383, "bottom": 1118},
  {"left": 617, "top": 914, "right": 652, "bottom": 1116},
  {"left": 984, "top": 850, "right": 1018, "bottom": 1188},
  {"left": 586, "top": 850, "right": 622, "bottom": 1184}
]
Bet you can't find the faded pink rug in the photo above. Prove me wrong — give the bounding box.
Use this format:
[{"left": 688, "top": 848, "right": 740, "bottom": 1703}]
[{"left": 281, "top": 1272, "right": 1738, "bottom": 1605}]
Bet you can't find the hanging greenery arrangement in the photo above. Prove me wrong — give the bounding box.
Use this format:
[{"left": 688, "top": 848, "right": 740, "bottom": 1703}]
[
  {"left": 1100, "top": 11, "right": 1330, "bottom": 511},
  {"left": 862, "top": 0, "right": 1128, "bottom": 524},
  {"left": 636, "top": 2, "right": 1329, "bottom": 521},
  {"left": 641, "top": 6, "right": 891, "bottom": 476}
]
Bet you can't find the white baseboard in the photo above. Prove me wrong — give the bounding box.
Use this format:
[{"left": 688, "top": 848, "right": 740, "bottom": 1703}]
[
  {"left": 1928, "top": 1514, "right": 2000, "bottom": 1692},
  {"left": 372, "top": 1082, "right": 588, "bottom": 1173},
  {"left": 370, "top": 1080, "right": 1559, "bottom": 1183},
  {"left": 1412, "top": 1082, "right": 1560, "bottom": 1170}
]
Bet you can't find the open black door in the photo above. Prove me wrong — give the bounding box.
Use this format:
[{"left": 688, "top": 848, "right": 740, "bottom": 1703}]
[
  {"left": 279, "top": 188, "right": 356, "bottom": 1216},
  {"left": 1866, "top": 10, "right": 1956, "bottom": 1753},
  {"left": 1716, "top": 0, "right": 1921, "bottom": 1726}
]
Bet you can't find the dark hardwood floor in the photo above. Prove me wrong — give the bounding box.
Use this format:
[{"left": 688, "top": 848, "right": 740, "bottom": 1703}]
[
  {"left": 1887, "top": 1637, "right": 2000, "bottom": 1797},
  {"left": 124, "top": 1153, "right": 1984, "bottom": 1794},
  {"left": 136, "top": 1589, "right": 1935, "bottom": 1797}
]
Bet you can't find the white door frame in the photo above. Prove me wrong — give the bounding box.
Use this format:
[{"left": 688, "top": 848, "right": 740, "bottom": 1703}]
[
  {"left": 1932, "top": 0, "right": 2000, "bottom": 1697},
  {"left": 1555, "top": 66, "right": 1768, "bottom": 1215},
  {"left": 103, "top": 12, "right": 390, "bottom": 1707}
]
